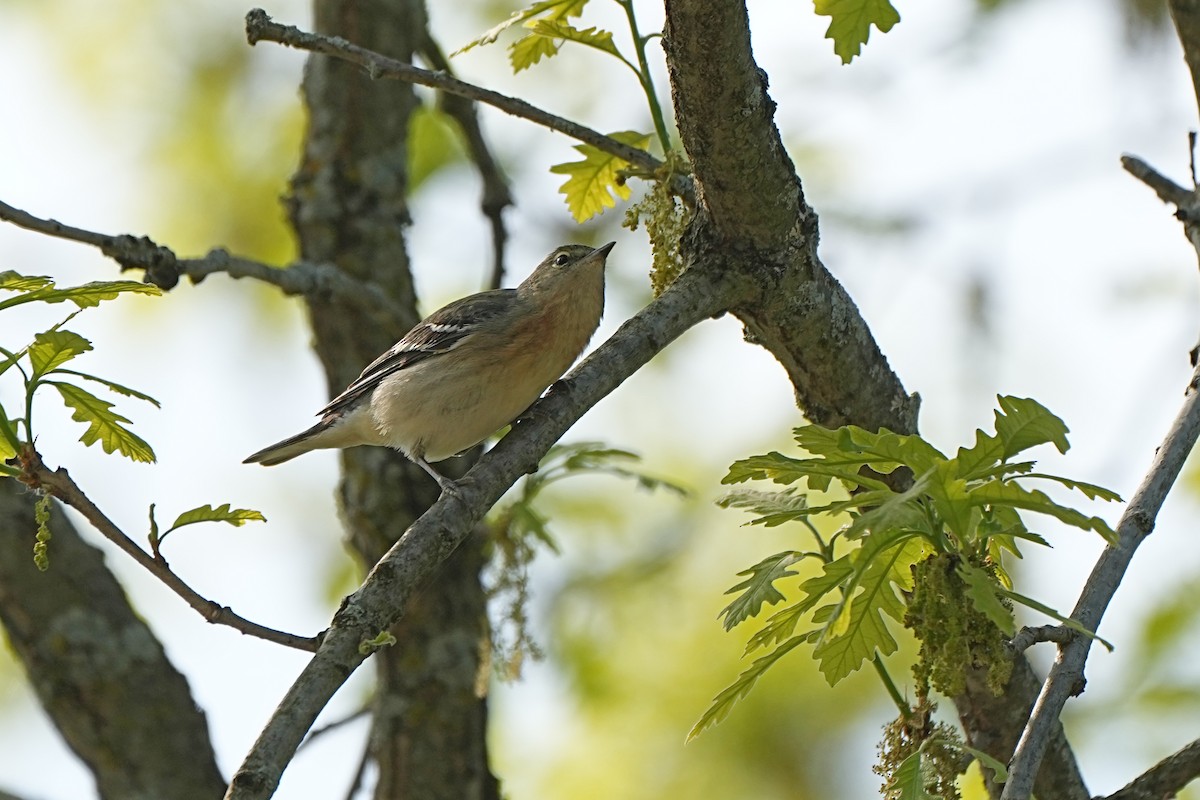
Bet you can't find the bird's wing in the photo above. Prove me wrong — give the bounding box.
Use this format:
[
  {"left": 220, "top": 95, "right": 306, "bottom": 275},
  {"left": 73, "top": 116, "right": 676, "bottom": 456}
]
[{"left": 319, "top": 288, "right": 516, "bottom": 418}]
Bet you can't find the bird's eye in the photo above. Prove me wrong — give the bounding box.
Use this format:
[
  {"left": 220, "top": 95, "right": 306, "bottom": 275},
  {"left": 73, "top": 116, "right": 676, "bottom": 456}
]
[{"left": 554, "top": 252, "right": 571, "bottom": 266}]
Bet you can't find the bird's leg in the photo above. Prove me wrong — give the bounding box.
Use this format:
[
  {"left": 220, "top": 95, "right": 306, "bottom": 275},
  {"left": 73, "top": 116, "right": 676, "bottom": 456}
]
[{"left": 413, "top": 455, "right": 459, "bottom": 494}]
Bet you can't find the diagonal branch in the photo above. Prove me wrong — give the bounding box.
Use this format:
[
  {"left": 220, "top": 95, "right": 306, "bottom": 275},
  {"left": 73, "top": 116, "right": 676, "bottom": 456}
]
[
  {"left": 17, "top": 448, "right": 320, "bottom": 652},
  {"left": 1103, "top": 736, "right": 1200, "bottom": 800},
  {"left": 224, "top": 261, "right": 742, "bottom": 800},
  {"left": 0, "top": 199, "right": 407, "bottom": 320},
  {"left": 244, "top": 9, "right": 664, "bottom": 176},
  {"left": 1001, "top": 365, "right": 1200, "bottom": 800}
]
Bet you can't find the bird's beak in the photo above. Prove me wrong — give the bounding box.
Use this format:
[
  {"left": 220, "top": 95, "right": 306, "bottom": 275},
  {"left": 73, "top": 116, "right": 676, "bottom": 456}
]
[{"left": 594, "top": 241, "right": 616, "bottom": 259}]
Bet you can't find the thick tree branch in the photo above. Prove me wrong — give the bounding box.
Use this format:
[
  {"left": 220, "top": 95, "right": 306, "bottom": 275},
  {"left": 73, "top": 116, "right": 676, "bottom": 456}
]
[
  {"left": 1001, "top": 365, "right": 1200, "bottom": 800},
  {"left": 0, "top": 198, "right": 406, "bottom": 320},
  {"left": 662, "top": 0, "right": 916, "bottom": 438},
  {"left": 0, "top": 479, "right": 225, "bottom": 799},
  {"left": 224, "top": 262, "right": 738, "bottom": 800},
  {"left": 1104, "top": 736, "right": 1200, "bottom": 800},
  {"left": 1169, "top": 0, "right": 1200, "bottom": 120},
  {"left": 17, "top": 449, "right": 319, "bottom": 652},
  {"left": 244, "top": 9, "right": 665, "bottom": 176}
]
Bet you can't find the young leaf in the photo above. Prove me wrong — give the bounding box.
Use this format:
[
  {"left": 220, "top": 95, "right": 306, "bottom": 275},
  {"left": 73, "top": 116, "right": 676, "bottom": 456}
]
[
  {"left": 28, "top": 330, "right": 93, "bottom": 378},
  {"left": 0, "top": 279, "right": 160, "bottom": 311},
  {"left": 688, "top": 634, "right": 806, "bottom": 741},
  {"left": 453, "top": 0, "right": 588, "bottom": 55},
  {"left": 744, "top": 601, "right": 812, "bottom": 654},
  {"left": 719, "top": 551, "right": 808, "bottom": 630},
  {"left": 992, "top": 395, "right": 1070, "bottom": 459},
  {"left": 53, "top": 369, "right": 161, "bottom": 407},
  {"left": 511, "top": 20, "right": 623, "bottom": 72},
  {"left": 968, "top": 480, "right": 1116, "bottom": 543},
  {"left": 1023, "top": 472, "right": 1122, "bottom": 502},
  {"left": 884, "top": 748, "right": 939, "bottom": 800},
  {"left": 956, "top": 561, "right": 1015, "bottom": 636},
  {"left": 813, "top": 0, "right": 901, "bottom": 65},
  {"left": 549, "top": 131, "right": 651, "bottom": 222},
  {"left": 717, "top": 488, "right": 811, "bottom": 527},
  {"left": 724, "top": 451, "right": 890, "bottom": 493},
  {"left": 795, "top": 424, "right": 946, "bottom": 476},
  {"left": 51, "top": 382, "right": 156, "bottom": 463},
  {"left": 510, "top": 32, "right": 561, "bottom": 71},
  {"left": 0, "top": 270, "right": 53, "bottom": 292},
  {"left": 814, "top": 537, "right": 930, "bottom": 685},
  {"left": 168, "top": 503, "right": 267, "bottom": 534}
]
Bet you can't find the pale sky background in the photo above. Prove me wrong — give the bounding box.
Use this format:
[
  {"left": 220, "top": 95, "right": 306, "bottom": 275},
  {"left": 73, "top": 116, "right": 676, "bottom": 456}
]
[{"left": 2, "top": 0, "right": 1200, "bottom": 798}]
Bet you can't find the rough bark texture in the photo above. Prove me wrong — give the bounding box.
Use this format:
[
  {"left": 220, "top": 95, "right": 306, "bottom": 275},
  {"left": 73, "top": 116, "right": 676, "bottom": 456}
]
[
  {"left": 661, "top": 1, "right": 1080, "bottom": 797},
  {"left": 663, "top": 0, "right": 917, "bottom": 436},
  {"left": 287, "top": 0, "right": 496, "bottom": 797},
  {"left": 0, "top": 481, "right": 224, "bottom": 800}
]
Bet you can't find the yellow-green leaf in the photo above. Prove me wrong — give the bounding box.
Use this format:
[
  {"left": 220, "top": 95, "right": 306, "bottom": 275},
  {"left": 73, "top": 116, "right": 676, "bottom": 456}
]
[
  {"left": 52, "top": 382, "right": 155, "bottom": 463},
  {"left": 168, "top": 503, "right": 267, "bottom": 533},
  {"left": 509, "top": 32, "right": 561, "bottom": 72},
  {"left": 0, "top": 270, "right": 53, "bottom": 292},
  {"left": 549, "top": 131, "right": 652, "bottom": 222},
  {"left": 813, "top": 0, "right": 900, "bottom": 64},
  {"left": 453, "top": 0, "right": 589, "bottom": 55},
  {"left": 0, "top": 279, "right": 160, "bottom": 312},
  {"left": 29, "top": 330, "right": 93, "bottom": 377}
]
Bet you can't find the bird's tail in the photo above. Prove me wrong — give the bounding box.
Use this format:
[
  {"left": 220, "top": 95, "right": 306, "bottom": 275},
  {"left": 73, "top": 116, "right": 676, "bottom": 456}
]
[{"left": 243, "top": 421, "right": 331, "bottom": 466}]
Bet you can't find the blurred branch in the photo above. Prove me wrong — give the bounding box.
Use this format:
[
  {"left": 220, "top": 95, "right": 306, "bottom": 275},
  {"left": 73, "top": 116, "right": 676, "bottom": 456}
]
[
  {"left": 16, "top": 447, "right": 320, "bottom": 652},
  {"left": 244, "top": 9, "right": 668, "bottom": 178},
  {"left": 418, "top": 33, "right": 513, "bottom": 290},
  {"left": 1104, "top": 736, "right": 1200, "bottom": 800},
  {"left": 1001, "top": 364, "right": 1200, "bottom": 800},
  {"left": 0, "top": 198, "right": 406, "bottom": 319}
]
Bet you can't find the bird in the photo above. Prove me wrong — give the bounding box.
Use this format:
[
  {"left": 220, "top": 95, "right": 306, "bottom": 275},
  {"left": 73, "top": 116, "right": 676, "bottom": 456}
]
[{"left": 244, "top": 242, "right": 615, "bottom": 491}]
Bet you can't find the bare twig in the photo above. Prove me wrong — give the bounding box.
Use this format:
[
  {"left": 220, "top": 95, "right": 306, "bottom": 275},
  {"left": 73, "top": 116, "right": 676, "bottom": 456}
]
[
  {"left": 1104, "top": 736, "right": 1200, "bottom": 800},
  {"left": 244, "top": 9, "right": 666, "bottom": 177},
  {"left": 1121, "top": 155, "right": 1194, "bottom": 208},
  {"left": 1007, "top": 625, "right": 1074, "bottom": 654},
  {"left": 1000, "top": 365, "right": 1200, "bottom": 800},
  {"left": 0, "top": 199, "right": 406, "bottom": 319},
  {"left": 299, "top": 707, "right": 370, "bottom": 750},
  {"left": 418, "top": 34, "right": 513, "bottom": 290},
  {"left": 17, "top": 448, "right": 320, "bottom": 652}
]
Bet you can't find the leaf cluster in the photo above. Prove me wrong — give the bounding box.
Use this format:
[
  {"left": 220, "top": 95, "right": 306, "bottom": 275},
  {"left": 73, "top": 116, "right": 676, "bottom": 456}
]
[
  {"left": 692, "top": 396, "right": 1121, "bottom": 740},
  {"left": 0, "top": 270, "right": 162, "bottom": 475}
]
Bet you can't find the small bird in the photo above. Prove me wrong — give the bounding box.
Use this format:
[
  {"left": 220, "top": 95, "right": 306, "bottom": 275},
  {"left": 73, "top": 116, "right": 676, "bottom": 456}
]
[{"left": 244, "top": 242, "right": 615, "bottom": 490}]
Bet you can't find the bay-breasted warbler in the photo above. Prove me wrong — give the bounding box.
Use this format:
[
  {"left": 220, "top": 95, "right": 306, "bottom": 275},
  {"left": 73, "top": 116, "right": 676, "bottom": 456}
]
[{"left": 244, "top": 242, "right": 615, "bottom": 489}]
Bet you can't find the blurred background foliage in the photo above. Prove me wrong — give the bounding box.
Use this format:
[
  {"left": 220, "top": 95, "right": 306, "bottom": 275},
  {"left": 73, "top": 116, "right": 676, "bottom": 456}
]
[{"left": 3, "top": 0, "right": 1200, "bottom": 798}]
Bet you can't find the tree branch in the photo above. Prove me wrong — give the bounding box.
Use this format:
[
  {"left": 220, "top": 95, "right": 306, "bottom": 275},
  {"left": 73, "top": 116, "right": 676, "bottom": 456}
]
[
  {"left": 1001, "top": 365, "right": 1200, "bottom": 800},
  {"left": 0, "top": 198, "right": 406, "bottom": 319},
  {"left": 1007, "top": 625, "right": 1074, "bottom": 654},
  {"left": 243, "top": 9, "right": 664, "bottom": 176},
  {"left": 17, "top": 448, "right": 320, "bottom": 652},
  {"left": 1104, "top": 736, "right": 1200, "bottom": 800},
  {"left": 224, "top": 262, "right": 739, "bottom": 800}
]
